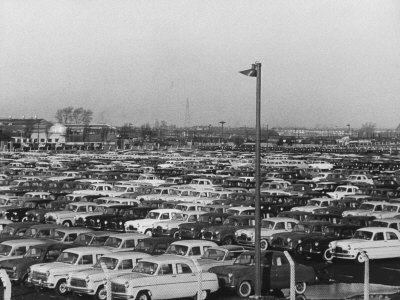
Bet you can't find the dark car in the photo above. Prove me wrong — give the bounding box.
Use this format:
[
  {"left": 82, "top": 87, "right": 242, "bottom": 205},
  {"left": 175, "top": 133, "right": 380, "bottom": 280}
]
[
  {"left": 0, "top": 241, "right": 76, "bottom": 286},
  {"left": 208, "top": 250, "right": 316, "bottom": 297},
  {"left": 298, "top": 223, "right": 360, "bottom": 261},
  {"left": 82, "top": 204, "right": 139, "bottom": 229},
  {"left": 103, "top": 207, "right": 153, "bottom": 232},
  {"left": 24, "top": 199, "right": 71, "bottom": 223},
  {"left": 5, "top": 198, "right": 55, "bottom": 222},
  {"left": 72, "top": 231, "right": 112, "bottom": 247},
  {"left": 270, "top": 220, "right": 332, "bottom": 256},
  {"left": 201, "top": 215, "right": 256, "bottom": 245},
  {"left": 0, "top": 222, "right": 40, "bottom": 242},
  {"left": 133, "top": 236, "right": 176, "bottom": 255},
  {"left": 177, "top": 212, "right": 230, "bottom": 240}
]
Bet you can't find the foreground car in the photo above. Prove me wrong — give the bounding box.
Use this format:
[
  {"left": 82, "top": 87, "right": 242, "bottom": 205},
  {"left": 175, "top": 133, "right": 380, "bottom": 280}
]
[
  {"left": 329, "top": 227, "right": 400, "bottom": 263},
  {"left": 110, "top": 255, "right": 219, "bottom": 300},
  {"left": 208, "top": 250, "right": 315, "bottom": 297}
]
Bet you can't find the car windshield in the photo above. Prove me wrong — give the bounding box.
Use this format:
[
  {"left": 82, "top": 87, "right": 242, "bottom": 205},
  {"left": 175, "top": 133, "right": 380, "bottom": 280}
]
[
  {"left": 170, "top": 213, "right": 185, "bottom": 221},
  {"left": 307, "top": 200, "right": 322, "bottom": 206},
  {"left": 145, "top": 212, "right": 160, "bottom": 219},
  {"left": 165, "top": 244, "right": 188, "bottom": 256},
  {"left": 91, "top": 236, "right": 109, "bottom": 246},
  {"left": 1, "top": 226, "right": 16, "bottom": 236},
  {"left": 261, "top": 220, "right": 276, "bottom": 229},
  {"left": 323, "top": 227, "right": 341, "bottom": 237},
  {"left": 67, "top": 204, "right": 79, "bottom": 211},
  {"left": 335, "top": 187, "right": 347, "bottom": 192},
  {"left": 370, "top": 221, "right": 388, "bottom": 227},
  {"left": 359, "top": 204, "right": 374, "bottom": 210},
  {"left": 24, "top": 247, "right": 43, "bottom": 259},
  {"left": 23, "top": 202, "right": 36, "bottom": 208},
  {"left": 93, "top": 257, "right": 119, "bottom": 270},
  {"left": 353, "top": 230, "right": 373, "bottom": 240},
  {"left": 112, "top": 186, "right": 126, "bottom": 192},
  {"left": 56, "top": 252, "right": 79, "bottom": 264},
  {"left": 50, "top": 230, "right": 66, "bottom": 241},
  {"left": 201, "top": 248, "right": 225, "bottom": 260},
  {"left": 0, "top": 245, "right": 12, "bottom": 256},
  {"left": 293, "top": 224, "right": 311, "bottom": 233},
  {"left": 383, "top": 205, "right": 398, "bottom": 212},
  {"left": 133, "top": 261, "right": 158, "bottom": 275},
  {"left": 104, "top": 237, "right": 122, "bottom": 248},
  {"left": 234, "top": 253, "right": 254, "bottom": 265}
]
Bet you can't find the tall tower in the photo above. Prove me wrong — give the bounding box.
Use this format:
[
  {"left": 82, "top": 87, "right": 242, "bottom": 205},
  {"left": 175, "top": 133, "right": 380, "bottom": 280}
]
[{"left": 184, "top": 98, "right": 190, "bottom": 129}]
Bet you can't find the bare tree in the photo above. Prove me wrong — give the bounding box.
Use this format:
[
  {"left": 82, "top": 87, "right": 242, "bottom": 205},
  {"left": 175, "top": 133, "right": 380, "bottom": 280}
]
[
  {"left": 55, "top": 107, "right": 93, "bottom": 125},
  {"left": 359, "top": 122, "right": 376, "bottom": 138},
  {"left": 55, "top": 107, "right": 73, "bottom": 124}
]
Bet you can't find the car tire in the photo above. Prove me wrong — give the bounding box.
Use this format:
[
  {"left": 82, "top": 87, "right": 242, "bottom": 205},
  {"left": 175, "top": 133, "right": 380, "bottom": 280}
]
[
  {"left": 193, "top": 290, "right": 209, "bottom": 300},
  {"left": 237, "top": 280, "right": 253, "bottom": 298},
  {"left": 55, "top": 279, "right": 69, "bottom": 296},
  {"left": 260, "top": 239, "right": 268, "bottom": 250},
  {"left": 145, "top": 229, "right": 153, "bottom": 237},
  {"left": 135, "top": 291, "right": 151, "bottom": 300},
  {"left": 356, "top": 253, "right": 365, "bottom": 264},
  {"left": 323, "top": 249, "right": 333, "bottom": 261},
  {"left": 63, "top": 220, "right": 72, "bottom": 227},
  {"left": 173, "top": 231, "right": 180, "bottom": 239},
  {"left": 95, "top": 285, "right": 107, "bottom": 300},
  {"left": 222, "top": 236, "right": 233, "bottom": 245},
  {"left": 295, "top": 282, "right": 307, "bottom": 295}
]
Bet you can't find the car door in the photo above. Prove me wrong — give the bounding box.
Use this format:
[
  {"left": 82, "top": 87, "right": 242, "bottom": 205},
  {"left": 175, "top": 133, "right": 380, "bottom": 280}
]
[
  {"left": 151, "top": 263, "right": 176, "bottom": 299},
  {"left": 269, "top": 252, "right": 290, "bottom": 289},
  {"left": 384, "top": 231, "right": 400, "bottom": 258}
]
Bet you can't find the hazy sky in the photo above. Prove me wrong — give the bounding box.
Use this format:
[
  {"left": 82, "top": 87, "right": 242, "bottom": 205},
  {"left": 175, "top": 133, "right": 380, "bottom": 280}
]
[{"left": 1, "top": 0, "right": 400, "bottom": 129}]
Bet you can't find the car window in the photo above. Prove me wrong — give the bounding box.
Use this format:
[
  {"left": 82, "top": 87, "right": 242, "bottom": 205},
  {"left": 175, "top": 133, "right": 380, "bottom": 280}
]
[
  {"left": 14, "top": 246, "right": 26, "bottom": 256},
  {"left": 77, "top": 206, "right": 87, "bottom": 212},
  {"left": 275, "top": 222, "right": 285, "bottom": 230},
  {"left": 124, "top": 240, "right": 136, "bottom": 248},
  {"left": 389, "top": 223, "right": 399, "bottom": 230},
  {"left": 373, "top": 232, "right": 384, "bottom": 241},
  {"left": 176, "top": 263, "right": 192, "bottom": 274},
  {"left": 386, "top": 232, "right": 399, "bottom": 240},
  {"left": 45, "top": 250, "right": 61, "bottom": 262},
  {"left": 118, "top": 259, "right": 133, "bottom": 270},
  {"left": 159, "top": 264, "right": 173, "bottom": 275},
  {"left": 161, "top": 213, "right": 170, "bottom": 220}
]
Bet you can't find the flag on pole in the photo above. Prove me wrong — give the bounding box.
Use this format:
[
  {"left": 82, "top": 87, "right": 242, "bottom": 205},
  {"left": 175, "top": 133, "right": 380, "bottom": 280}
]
[{"left": 239, "top": 68, "right": 257, "bottom": 77}]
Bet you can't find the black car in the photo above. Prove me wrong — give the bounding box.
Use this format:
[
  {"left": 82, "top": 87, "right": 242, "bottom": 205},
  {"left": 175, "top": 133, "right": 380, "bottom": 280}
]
[
  {"left": 24, "top": 199, "right": 71, "bottom": 223},
  {"left": 103, "top": 207, "right": 153, "bottom": 232},
  {"left": 82, "top": 204, "right": 139, "bottom": 230},
  {"left": 177, "top": 212, "right": 230, "bottom": 240},
  {"left": 0, "top": 222, "right": 39, "bottom": 243},
  {"left": 133, "top": 237, "right": 176, "bottom": 255},
  {"left": 5, "top": 198, "right": 55, "bottom": 222},
  {"left": 298, "top": 223, "right": 360, "bottom": 261},
  {"left": 0, "top": 241, "right": 76, "bottom": 286}
]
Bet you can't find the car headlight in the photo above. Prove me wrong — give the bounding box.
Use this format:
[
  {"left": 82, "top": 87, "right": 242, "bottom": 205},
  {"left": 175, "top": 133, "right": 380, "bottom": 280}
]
[
  {"left": 201, "top": 229, "right": 205, "bottom": 233},
  {"left": 96, "top": 219, "right": 100, "bottom": 223},
  {"left": 315, "top": 242, "right": 319, "bottom": 246},
  {"left": 85, "top": 276, "right": 90, "bottom": 283},
  {"left": 36, "top": 213, "right": 39, "bottom": 216},
  {"left": 55, "top": 216, "right": 58, "bottom": 219},
  {"left": 228, "top": 273, "right": 233, "bottom": 284},
  {"left": 119, "top": 221, "right": 122, "bottom": 225},
  {"left": 104, "top": 221, "right": 108, "bottom": 224},
  {"left": 25, "top": 212, "right": 28, "bottom": 215},
  {"left": 124, "top": 281, "right": 129, "bottom": 288},
  {"left": 347, "top": 245, "right": 351, "bottom": 250},
  {"left": 12, "top": 266, "right": 16, "bottom": 271},
  {"left": 46, "top": 270, "right": 50, "bottom": 277},
  {"left": 287, "top": 238, "right": 291, "bottom": 242},
  {"left": 298, "top": 240, "right": 302, "bottom": 244},
  {"left": 191, "top": 228, "right": 195, "bottom": 231}
]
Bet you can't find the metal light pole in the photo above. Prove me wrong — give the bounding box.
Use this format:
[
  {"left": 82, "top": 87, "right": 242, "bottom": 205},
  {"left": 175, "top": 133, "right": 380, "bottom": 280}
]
[
  {"left": 240, "top": 62, "right": 262, "bottom": 298},
  {"left": 219, "top": 121, "right": 226, "bottom": 157}
]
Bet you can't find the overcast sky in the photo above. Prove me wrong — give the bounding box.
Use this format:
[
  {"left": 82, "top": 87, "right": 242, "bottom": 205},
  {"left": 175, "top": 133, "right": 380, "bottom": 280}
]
[{"left": 1, "top": 0, "right": 400, "bottom": 129}]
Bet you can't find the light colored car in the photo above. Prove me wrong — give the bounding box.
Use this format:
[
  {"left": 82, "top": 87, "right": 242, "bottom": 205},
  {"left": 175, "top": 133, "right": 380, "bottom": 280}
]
[
  {"left": 235, "top": 217, "right": 299, "bottom": 250},
  {"left": 345, "top": 174, "right": 374, "bottom": 186},
  {"left": 164, "top": 240, "right": 218, "bottom": 259},
  {"left": 196, "top": 245, "right": 247, "bottom": 271},
  {"left": 110, "top": 255, "right": 219, "bottom": 300},
  {"left": 342, "top": 201, "right": 387, "bottom": 217},
  {"left": 124, "top": 209, "right": 182, "bottom": 235},
  {"left": 29, "top": 247, "right": 112, "bottom": 295},
  {"left": 326, "top": 185, "right": 360, "bottom": 199},
  {"left": 328, "top": 227, "right": 400, "bottom": 263},
  {"left": 291, "top": 198, "right": 335, "bottom": 213},
  {"left": 0, "top": 239, "right": 48, "bottom": 262},
  {"left": 371, "top": 203, "right": 400, "bottom": 219},
  {"left": 73, "top": 183, "right": 113, "bottom": 196},
  {"left": 48, "top": 227, "right": 94, "bottom": 244},
  {"left": 100, "top": 232, "right": 149, "bottom": 252},
  {"left": 45, "top": 202, "right": 99, "bottom": 227},
  {"left": 67, "top": 251, "right": 152, "bottom": 300}
]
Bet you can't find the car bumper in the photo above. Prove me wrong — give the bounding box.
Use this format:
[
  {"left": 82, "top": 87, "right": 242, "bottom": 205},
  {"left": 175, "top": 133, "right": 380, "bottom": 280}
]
[
  {"left": 68, "top": 286, "right": 95, "bottom": 295},
  {"left": 111, "top": 292, "right": 135, "bottom": 299},
  {"left": 31, "top": 279, "right": 55, "bottom": 288}
]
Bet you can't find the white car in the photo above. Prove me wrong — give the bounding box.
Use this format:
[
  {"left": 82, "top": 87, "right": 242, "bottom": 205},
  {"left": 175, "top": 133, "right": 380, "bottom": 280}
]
[
  {"left": 73, "top": 183, "right": 113, "bottom": 196},
  {"left": 342, "top": 201, "right": 387, "bottom": 217},
  {"left": 371, "top": 203, "right": 400, "bottom": 219},
  {"left": 100, "top": 232, "right": 149, "bottom": 252},
  {"left": 326, "top": 185, "right": 359, "bottom": 199},
  {"left": 164, "top": 240, "right": 218, "bottom": 258},
  {"left": 124, "top": 209, "right": 182, "bottom": 235},
  {"left": 67, "top": 251, "right": 152, "bottom": 300},
  {"left": 110, "top": 255, "right": 219, "bottom": 300},
  {"left": 328, "top": 227, "right": 400, "bottom": 263},
  {"left": 29, "top": 247, "right": 112, "bottom": 295},
  {"left": 235, "top": 217, "right": 299, "bottom": 250},
  {"left": 0, "top": 239, "right": 48, "bottom": 262},
  {"left": 290, "top": 198, "right": 334, "bottom": 213},
  {"left": 45, "top": 202, "right": 99, "bottom": 227}
]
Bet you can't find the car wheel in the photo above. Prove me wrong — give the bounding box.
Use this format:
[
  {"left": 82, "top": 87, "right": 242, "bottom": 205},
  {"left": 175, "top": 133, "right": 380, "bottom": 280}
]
[
  {"left": 323, "top": 249, "right": 333, "bottom": 261},
  {"left": 55, "top": 279, "right": 69, "bottom": 296},
  {"left": 63, "top": 220, "right": 72, "bottom": 227},
  {"left": 173, "top": 231, "right": 180, "bottom": 239},
  {"left": 260, "top": 239, "right": 268, "bottom": 250},
  {"left": 145, "top": 230, "right": 153, "bottom": 237},
  {"left": 21, "top": 217, "right": 28, "bottom": 222},
  {"left": 95, "top": 285, "right": 107, "bottom": 300},
  {"left": 135, "top": 291, "right": 151, "bottom": 300},
  {"left": 356, "top": 253, "right": 365, "bottom": 264},
  {"left": 295, "top": 282, "right": 307, "bottom": 295},
  {"left": 237, "top": 281, "right": 253, "bottom": 298},
  {"left": 222, "top": 236, "right": 233, "bottom": 245},
  {"left": 193, "top": 290, "right": 209, "bottom": 300},
  {"left": 21, "top": 274, "right": 32, "bottom": 288}
]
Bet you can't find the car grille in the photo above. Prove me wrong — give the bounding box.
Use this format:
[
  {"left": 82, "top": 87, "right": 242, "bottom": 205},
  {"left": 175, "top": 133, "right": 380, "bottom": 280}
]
[
  {"left": 46, "top": 216, "right": 55, "bottom": 223},
  {"left": 70, "top": 278, "right": 87, "bottom": 288},
  {"left": 202, "top": 231, "right": 213, "bottom": 239},
  {"left": 31, "top": 271, "right": 47, "bottom": 281},
  {"left": 179, "top": 228, "right": 195, "bottom": 238},
  {"left": 127, "top": 225, "right": 137, "bottom": 231},
  {"left": 302, "top": 242, "right": 312, "bottom": 252},
  {"left": 75, "top": 218, "right": 85, "bottom": 226},
  {"left": 334, "top": 247, "right": 348, "bottom": 254},
  {"left": 272, "top": 237, "right": 286, "bottom": 247},
  {"left": 108, "top": 222, "right": 119, "bottom": 230},
  {"left": 236, "top": 234, "right": 251, "bottom": 242},
  {"left": 111, "top": 283, "right": 126, "bottom": 293}
]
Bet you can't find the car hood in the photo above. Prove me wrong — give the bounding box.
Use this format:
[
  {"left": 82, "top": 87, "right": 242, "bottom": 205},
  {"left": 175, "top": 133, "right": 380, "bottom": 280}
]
[
  {"left": 209, "top": 264, "right": 250, "bottom": 275},
  {"left": 111, "top": 272, "right": 151, "bottom": 284},
  {"left": 333, "top": 239, "right": 369, "bottom": 248}
]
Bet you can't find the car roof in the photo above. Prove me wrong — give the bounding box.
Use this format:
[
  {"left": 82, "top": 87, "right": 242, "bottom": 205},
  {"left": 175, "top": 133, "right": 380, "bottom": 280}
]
[
  {"left": 101, "top": 251, "right": 152, "bottom": 260},
  {"left": 65, "top": 246, "right": 112, "bottom": 255},
  {"left": 1, "top": 239, "right": 47, "bottom": 246},
  {"left": 107, "top": 232, "right": 148, "bottom": 239},
  {"left": 170, "top": 240, "right": 217, "bottom": 246},
  {"left": 357, "top": 227, "right": 399, "bottom": 233},
  {"left": 140, "top": 255, "right": 195, "bottom": 264}
]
